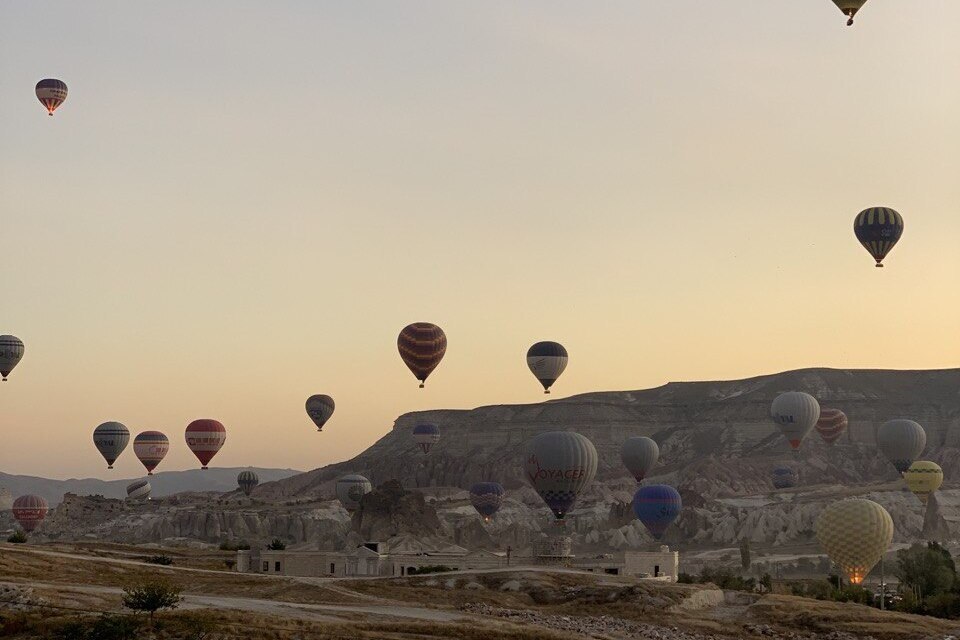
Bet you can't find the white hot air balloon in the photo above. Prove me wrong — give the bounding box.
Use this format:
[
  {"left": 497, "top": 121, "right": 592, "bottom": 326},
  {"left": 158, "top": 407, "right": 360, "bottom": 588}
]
[{"left": 770, "top": 392, "right": 821, "bottom": 454}]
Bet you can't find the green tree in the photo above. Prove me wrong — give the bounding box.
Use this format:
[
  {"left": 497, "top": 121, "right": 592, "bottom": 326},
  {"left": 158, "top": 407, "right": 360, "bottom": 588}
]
[
  {"left": 6, "top": 530, "right": 27, "bottom": 544},
  {"left": 739, "top": 538, "right": 751, "bottom": 571},
  {"left": 760, "top": 573, "right": 772, "bottom": 593},
  {"left": 121, "top": 579, "right": 182, "bottom": 625},
  {"left": 267, "top": 538, "right": 286, "bottom": 550},
  {"left": 896, "top": 543, "right": 956, "bottom": 600}
]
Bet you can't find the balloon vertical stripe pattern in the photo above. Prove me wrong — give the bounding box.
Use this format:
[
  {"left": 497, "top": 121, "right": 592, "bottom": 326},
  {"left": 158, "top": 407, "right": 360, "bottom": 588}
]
[
  {"left": 526, "top": 341, "right": 568, "bottom": 393},
  {"left": 133, "top": 431, "right": 169, "bottom": 475},
  {"left": 336, "top": 475, "right": 372, "bottom": 512},
  {"left": 237, "top": 470, "right": 259, "bottom": 496},
  {"left": 524, "top": 431, "right": 598, "bottom": 521},
  {"left": 0, "top": 335, "right": 25, "bottom": 381},
  {"left": 185, "top": 419, "right": 227, "bottom": 469},
  {"left": 816, "top": 499, "right": 892, "bottom": 585},
  {"left": 770, "top": 392, "right": 821, "bottom": 452},
  {"left": 815, "top": 409, "right": 848, "bottom": 445},
  {"left": 398, "top": 323, "right": 447, "bottom": 388},
  {"left": 854, "top": 207, "right": 903, "bottom": 267},
  {"left": 877, "top": 419, "right": 926, "bottom": 474},
  {"left": 35, "top": 79, "right": 68, "bottom": 115},
  {"left": 12, "top": 495, "right": 49, "bottom": 532},
  {"left": 93, "top": 422, "right": 131, "bottom": 468},
  {"left": 305, "top": 395, "right": 335, "bottom": 431}
]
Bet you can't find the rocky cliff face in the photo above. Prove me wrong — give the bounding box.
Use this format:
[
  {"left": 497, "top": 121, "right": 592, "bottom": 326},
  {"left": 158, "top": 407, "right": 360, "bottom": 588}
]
[{"left": 32, "top": 368, "right": 960, "bottom": 560}]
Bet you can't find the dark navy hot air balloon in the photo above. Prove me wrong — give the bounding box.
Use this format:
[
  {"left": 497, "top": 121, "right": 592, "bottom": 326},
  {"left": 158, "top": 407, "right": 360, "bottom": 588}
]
[
  {"left": 413, "top": 422, "right": 440, "bottom": 453},
  {"left": 35, "top": 79, "right": 68, "bottom": 116},
  {"left": 237, "top": 470, "right": 259, "bottom": 496},
  {"left": 305, "top": 395, "right": 335, "bottom": 432},
  {"left": 469, "top": 482, "right": 505, "bottom": 522},
  {"left": 633, "top": 484, "right": 681, "bottom": 541},
  {"left": 397, "top": 323, "right": 446, "bottom": 388},
  {"left": 854, "top": 207, "right": 903, "bottom": 267},
  {"left": 526, "top": 342, "right": 568, "bottom": 394},
  {"left": 772, "top": 467, "right": 798, "bottom": 489}
]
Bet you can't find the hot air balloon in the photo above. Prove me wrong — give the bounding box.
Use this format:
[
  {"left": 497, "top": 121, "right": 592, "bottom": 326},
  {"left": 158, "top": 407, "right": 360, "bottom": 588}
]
[
  {"left": 413, "top": 422, "right": 440, "bottom": 453},
  {"left": 185, "top": 419, "right": 226, "bottom": 469},
  {"left": 397, "top": 323, "right": 446, "bottom": 388},
  {"left": 237, "top": 470, "right": 259, "bottom": 496},
  {"left": 815, "top": 409, "right": 848, "bottom": 446},
  {"left": 524, "top": 431, "right": 598, "bottom": 521},
  {"left": 831, "top": 0, "right": 868, "bottom": 26},
  {"left": 903, "top": 461, "right": 943, "bottom": 505},
  {"left": 526, "top": 342, "right": 568, "bottom": 394},
  {"left": 770, "top": 392, "right": 821, "bottom": 453},
  {"left": 632, "top": 485, "right": 682, "bottom": 541},
  {"left": 854, "top": 207, "right": 903, "bottom": 267},
  {"left": 772, "top": 466, "right": 798, "bottom": 489},
  {"left": 93, "top": 422, "right": 130, "bottom": 469},
  {"left": 133, "top": 431, "right": 169, "bottom": 475},
  {"left": 305, "top": 395, "right": 335, "bottom": 432},
  {"left": 35, "top": 79, "right": 68, "bottom": 116},
  {"left": 877, "top": 419, "right": 926, "bottom": 474},
  {"left": 470, "top": 482, "right": 505, "bottom": 522},
  {"left": 621, "top": 437, "right": 659, "bottom": 482},
  {"left": 336, "top": 475, "right": 372, "bottom": 512},
  {"left": 126, "top": 479, "right": 151, "bottom": 501},
  {"left": 816, "top": 498, "right": 892, "bottom": 585},
  {"left": 0, "top": 335, "right": 25, "bottom": 381},
  {"left": 12, "top": 495, "right": 48, "bottom": 533}
]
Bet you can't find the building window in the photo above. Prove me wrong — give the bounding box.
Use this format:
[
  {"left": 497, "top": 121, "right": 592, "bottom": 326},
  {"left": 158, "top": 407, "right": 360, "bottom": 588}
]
[
  {"left": 654, "top": 565, "right": 660, "bottom": 577},
  {"left": 275, "top": 562, "right": 281, "bottom": 572},
  {"left": 605, "top": 568, "right": 619, "bottom": 575},
  {"left": 262, "top": 561, "right": 268, "bottom": 572},
  {"left": 330, "top": 563, "right": 335, "bottom": 574}
]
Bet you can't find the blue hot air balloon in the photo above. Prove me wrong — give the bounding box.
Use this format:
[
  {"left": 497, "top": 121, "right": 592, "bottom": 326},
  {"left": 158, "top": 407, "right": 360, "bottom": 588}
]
[
  {"left": 772, "top": 467, "right": 798, "bottom": 489},
  {"left": 469, "top": 482, "right": 505, "bottom": 521},
  {"left": 632, "top": 485, "right": 682, "bottom": 541}
]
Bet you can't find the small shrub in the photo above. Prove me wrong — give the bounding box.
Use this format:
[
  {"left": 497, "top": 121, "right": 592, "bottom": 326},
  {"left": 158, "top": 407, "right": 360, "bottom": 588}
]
[
  {"left": 407, "top": 565, "right": 455, "bottom": 575},
  {"left": 176, "top": 611, "right": 218, "bottom": 640},
  {"left": 267, "top": 539, "right": 286, "bottom": 550},
  {"left": 52, "top": 618, "right": 88, "bottom": 640},
  {"left": 144, "top": 555, "right": 173, "bottom": 566},
  {"left": 7, "top": 530, "right": 27, "bottom": 544},
  {"left": 87, "top": 613, "right": 141, "bottom": 640},
  {"left": 677, "top": 572, "right": 695, "bottom": 584}
]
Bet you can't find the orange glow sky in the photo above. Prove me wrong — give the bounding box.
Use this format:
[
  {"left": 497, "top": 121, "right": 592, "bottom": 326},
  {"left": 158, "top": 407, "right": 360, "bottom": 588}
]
[{"left": 1, "top": 2, "right": 958, "bottom": 479}]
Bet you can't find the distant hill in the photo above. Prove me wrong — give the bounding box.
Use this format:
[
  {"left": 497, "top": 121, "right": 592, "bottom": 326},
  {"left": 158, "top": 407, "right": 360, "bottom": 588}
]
[{"left": 0, "top": 467, "right": 302, "bottom": 505}]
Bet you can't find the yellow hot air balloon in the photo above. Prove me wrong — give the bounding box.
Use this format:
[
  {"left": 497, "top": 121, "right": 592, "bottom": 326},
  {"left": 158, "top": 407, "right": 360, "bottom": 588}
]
[
  {"left": 903, "top": 461, "right": 943, "bottom": 505},
  {"left": 816, "top": 499, "right": 893, "bottom": 585}
]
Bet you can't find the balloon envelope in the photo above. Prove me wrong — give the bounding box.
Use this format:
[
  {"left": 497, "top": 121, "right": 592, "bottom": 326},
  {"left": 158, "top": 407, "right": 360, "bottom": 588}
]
[
  {"left": 93, "top": 422, "right": 130, "bottom": 469},
  {"left": 305, "top": 395, "right": 335, "bottom": 432},
  {"left": 12, "top": 495, "right": 48, "bottom": 532},
  {"left": 816, "top": 498, "right": 892, "bottom": 584},
  {"left": 336, "top": 475, "right": 372, "bottom": 512},
  {"left": 133, "top": 431, "right": 169, "bottom": 475},
  {"left": 770, "top": 392, "right": 821, "bottom": 452},
  {"left": 126, "top": 479, "right": 151, "bottom": 501},
  {"left": 815, "top": 409, "right": 848, "bottom": 445},
  {"left": 903, "top": 461, "right": 943, "bottom": 505},
  {"left": 772, "top": 467, "right": 798, "bottom": 489},
  {"left": 185, "top": 419, "right": 226, "bottom": 469},
  {"left": 0, "top": 335, "right": 25, "bottom": 381},
  {"left": 621, "top": 437, "right": 659, "bottom": 482},
  {"left": 526, "top": 342, "right": 568, "bottom": 394},
  {"left": 413, "top": 422, "right": 440, "bottom": 453},
  {"left": 854, "top": 207, "right": 903, "bottom": 266},
  {"left": 469, "top": 482, "right": 505, "bottom": 521},
  {"left": 237, "top": 471, "right": 259, "bottom": 496},
  {"left": 524, "top": 431, "right": 598, "bottom": 521},
  {"left": 397, "top": 323, "right": 447, "bottom": 387},
  {"left": 35, "top": 79, "right": 67, "bottom": 115},
  {"left": 877, "top": 419, "right": 926, "bottom": 474},
  {"left": 633, "top": 485, "right": 682, "bottom": 541}
]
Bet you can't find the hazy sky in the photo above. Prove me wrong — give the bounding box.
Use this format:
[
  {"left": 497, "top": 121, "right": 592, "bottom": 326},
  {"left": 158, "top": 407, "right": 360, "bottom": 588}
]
[{"left": 1, "top": 1, "right": 958, "bottom": 479}]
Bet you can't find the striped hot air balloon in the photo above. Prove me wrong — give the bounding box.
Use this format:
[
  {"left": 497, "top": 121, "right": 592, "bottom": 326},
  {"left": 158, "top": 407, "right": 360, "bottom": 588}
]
[
  {"left": 621, "top": 437, "right": 659, "bottom": 482},
  {"left": 185, "top": 419, "right": 226, "bottom": 469},
  {"left": 12, "top": 495, "right": 48, "bottom": 533},
  {"left": 877, "top": 419, "right": 926, "bottom": 474},
  {"left": 336, "top": 475, "right": 372, "bottom": 512},
  {"left": 854, "top": 207, "right": 903, "bottom": 267},
  {"left": 469, "top": 482, "right": 505, "bottom": 522},
  {"left": 126, "top": 479, "right": 151, "bottom": 501},
  {"left": 397, "top": 323, "right": 446, "bottom": 388},
  {"left": 816, "top": 499, "right": 892, "bottom": 585},
  {"left": 305, "top": 395, "right": 335, "bottom": 432},
  {"left": 0, "top": 335, "right": 25, "bottom": 381},
  {"left": 133, "top": 431, "right": 169, "bottom": 475},
  {"left": 633, "top": 485, "right": 682, "bottom": 541},
  {"left": 770, "top": 392, "right": 821, "bottom": 453},
  {"left": 35, "top": 79, "right": 68, "bottom": 115},
  {"left": 524, "top": 431, "right": 598, "bottom": 521},
  {"left": 93, "top": 422, "right": 130, "bottom": 469},
  {"left": 412, "top": 422, "right": 440, "bottom": 454},
  {"left": 815, "top": 409, "right": 848, "bottom": 445},
  {"left": 526, "top": 342, "right": 568, "bottom": 394},
  {"left": 903, "top": 461, "right": 943, "bottom": 505},
  {"left": 237, "top": 470, "right": 259, "bottom": 496}
]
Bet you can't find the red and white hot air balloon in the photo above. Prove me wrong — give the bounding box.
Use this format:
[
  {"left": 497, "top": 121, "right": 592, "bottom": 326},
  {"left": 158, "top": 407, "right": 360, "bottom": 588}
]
[
  {"left": 12, "top": 495, "right": 49, "bottom": 533},
  {"left": 133, "top": 431, "right": 170, "bottom": 475},
  {"left": 815, "top": 409, "right": 849, "bottom": 445},
  {"left": 185, "top": 419, "right": 226, "bottom": 469}
]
